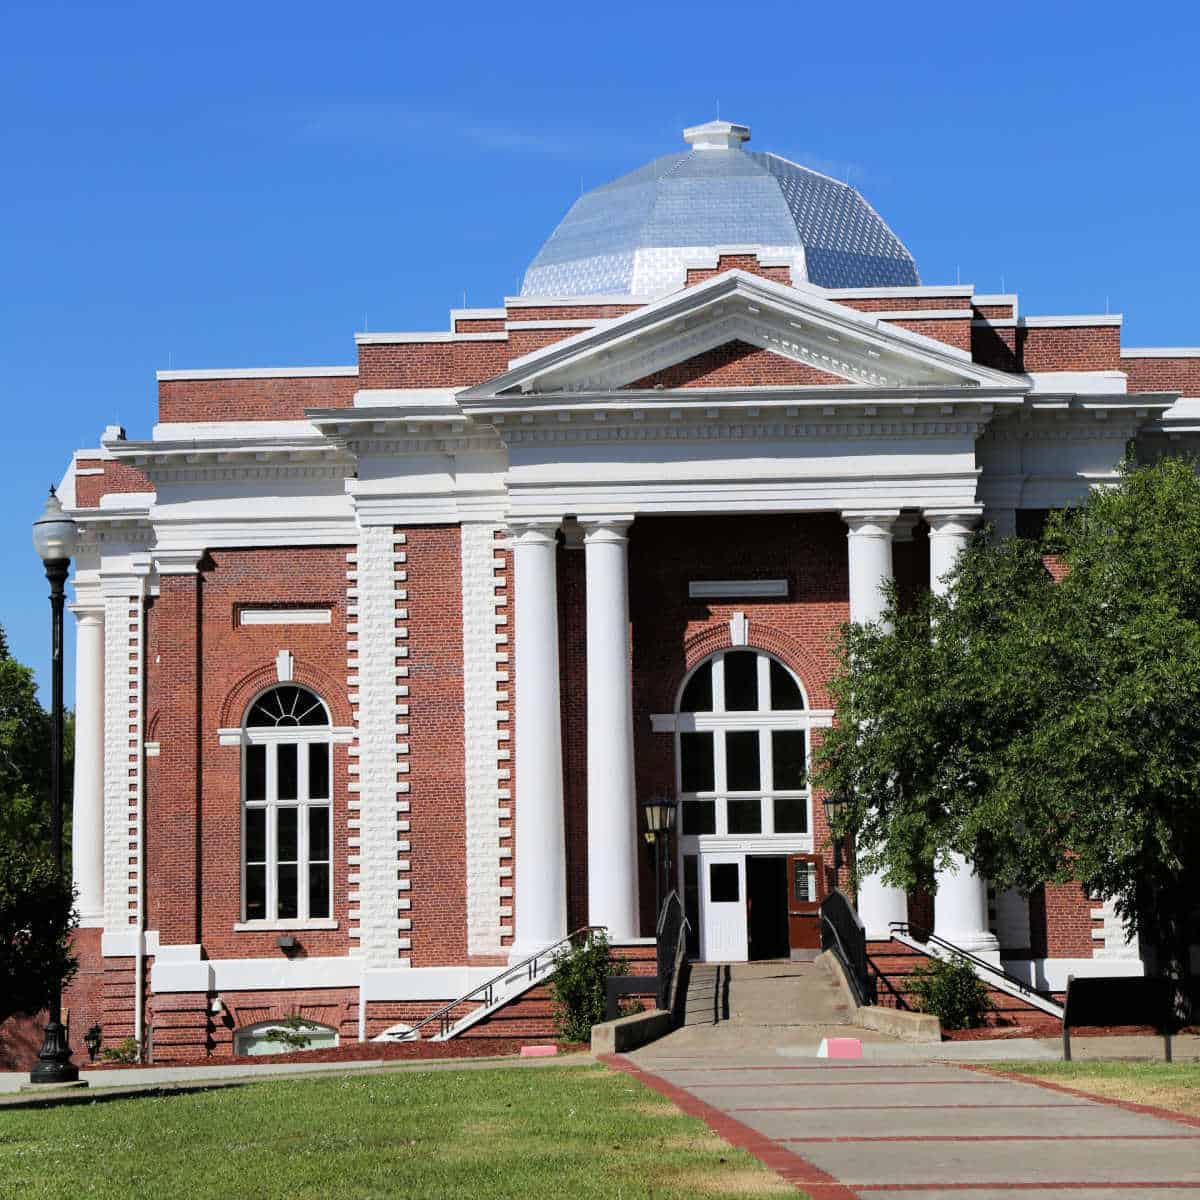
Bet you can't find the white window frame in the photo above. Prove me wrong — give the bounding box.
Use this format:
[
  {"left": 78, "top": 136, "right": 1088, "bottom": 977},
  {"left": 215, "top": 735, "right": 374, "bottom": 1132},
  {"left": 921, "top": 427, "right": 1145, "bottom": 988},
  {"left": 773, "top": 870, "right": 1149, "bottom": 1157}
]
[
  {"left": 671, "top": 651, "right": 813, "bottom": 844},
  {"left": 239, "top": 688, "right": 335, "bottom": 929}
]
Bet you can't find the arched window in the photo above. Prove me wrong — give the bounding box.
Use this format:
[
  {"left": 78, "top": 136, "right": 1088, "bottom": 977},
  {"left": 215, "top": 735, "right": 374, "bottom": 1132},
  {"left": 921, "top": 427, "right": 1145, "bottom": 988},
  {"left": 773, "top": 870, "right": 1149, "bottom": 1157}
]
[
  {"left": 675, "top": 650, "right": 809, "bottom": 838},
  {"left": 234, "top": 1018, "right": 339, "bottom": 1057},
  {"left": 242, "top": 685, "right": 333, "bottom": 924}
]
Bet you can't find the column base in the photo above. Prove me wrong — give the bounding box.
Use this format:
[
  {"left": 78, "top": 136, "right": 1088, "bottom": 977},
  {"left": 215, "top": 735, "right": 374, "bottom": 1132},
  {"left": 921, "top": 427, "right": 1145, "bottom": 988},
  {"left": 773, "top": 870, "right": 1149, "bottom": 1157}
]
[{"left": 935, "top": 930, "right": 1001, "bottom": 965}]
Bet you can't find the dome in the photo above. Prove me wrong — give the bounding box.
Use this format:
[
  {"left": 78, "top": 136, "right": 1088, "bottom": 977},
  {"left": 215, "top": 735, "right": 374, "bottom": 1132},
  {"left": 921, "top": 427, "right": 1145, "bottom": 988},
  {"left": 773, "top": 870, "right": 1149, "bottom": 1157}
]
[{"left": 520, "top": 121, "right": 920, "bottom": 298}]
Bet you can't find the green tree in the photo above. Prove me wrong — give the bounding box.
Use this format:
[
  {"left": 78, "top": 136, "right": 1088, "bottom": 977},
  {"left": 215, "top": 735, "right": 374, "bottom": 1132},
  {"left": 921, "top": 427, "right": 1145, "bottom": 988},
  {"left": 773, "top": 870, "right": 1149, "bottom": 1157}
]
[
  {"left": 0, "top": 623, "right": 78, "bottom": 1021},
  {"left": 816, "top": 457, "right": 1200, "bottom": 986}
]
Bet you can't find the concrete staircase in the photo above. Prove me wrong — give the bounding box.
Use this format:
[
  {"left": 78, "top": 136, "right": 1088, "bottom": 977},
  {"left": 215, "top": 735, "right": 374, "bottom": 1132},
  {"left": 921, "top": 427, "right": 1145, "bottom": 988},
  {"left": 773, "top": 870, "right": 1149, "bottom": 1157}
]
[{"left": 639, "top": 958, "right": 886, "bottom": 1056}]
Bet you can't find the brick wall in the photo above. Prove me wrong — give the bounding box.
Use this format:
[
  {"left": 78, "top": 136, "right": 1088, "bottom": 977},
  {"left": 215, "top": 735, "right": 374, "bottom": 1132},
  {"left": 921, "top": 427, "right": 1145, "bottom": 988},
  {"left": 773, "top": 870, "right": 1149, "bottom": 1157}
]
[
  {"left": 838, "top": 295, "right": 971, "bottom": 313},
  {"left": 883, "top": 317, "right": 971, "bottom": 352},
  {"left": 1022, "top": 325, "right": 1121, "bottom": 372},
  {"left": 144, "top": 548, "right": 354, "bottom": 961},
  {"left": 684, "top": 254, "right": 791, "bottom": 288},
  {"left": 405, "top": 527, "right": 469, "bottom": 966},
  {"left": 158, "top": 375, "right": 357, "bottom": 423},
  {"left": 1030, "top": 882, "right": 1099, "bottom": 958},
  {"left": 1122, "top": 356, "right": 1200, "bottom": 394},
  {"left": 74, "top": 459, "right": 152, "bottom": 507},
  {"left": 357, "top": 341, "right": 509, "bottom": 388},
  {"left": 626, "top": 340, "right": 844, "bottom": 389}
]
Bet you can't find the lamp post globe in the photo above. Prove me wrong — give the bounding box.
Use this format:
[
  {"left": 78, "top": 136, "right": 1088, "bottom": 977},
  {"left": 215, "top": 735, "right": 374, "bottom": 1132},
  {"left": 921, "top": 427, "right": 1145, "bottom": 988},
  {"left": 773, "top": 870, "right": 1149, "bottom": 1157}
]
[{"left": 29, "top": 486, "right": 81, "bottom": 1086}]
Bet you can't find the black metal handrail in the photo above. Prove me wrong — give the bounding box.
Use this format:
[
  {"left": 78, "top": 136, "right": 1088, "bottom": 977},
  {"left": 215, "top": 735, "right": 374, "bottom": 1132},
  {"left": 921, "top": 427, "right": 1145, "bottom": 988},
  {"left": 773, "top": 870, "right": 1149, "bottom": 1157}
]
[
  {"left": 820, "top": 889, "right": 874, "bottom": 1007},
  {"left": 655, "top": 890, "right": 690, "bottom": 1016},
  {"left": 889, "top": 921, "right": 1059, "bottom": 1006},
  {"left": 402, "top": 925, "right": 606, "bottom": 1040}
]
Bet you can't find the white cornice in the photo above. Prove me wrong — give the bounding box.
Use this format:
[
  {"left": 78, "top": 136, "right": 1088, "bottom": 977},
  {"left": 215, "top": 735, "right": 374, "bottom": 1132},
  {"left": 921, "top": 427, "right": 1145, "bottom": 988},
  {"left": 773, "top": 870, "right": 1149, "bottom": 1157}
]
[
  {"left": 155, "top": 366, "right": 357, "bottom": 380},
  {"left": 449, "top": 307, "right": 506, "bottom": 323},
  {"left": 1021, "top": 314, "right": 1123, "bottom": 328},
  {"left": 504, "top": 293, "right": 653, "bottom": 308},
  {"left": 354, "top": 331, "right": 507, "bottom": 344},
  {"left": 817, "top": 284, "right": 975, "bottom": 300},
  {"left": 1122, "top": 347, "right": 1200, "bottom": 358}
]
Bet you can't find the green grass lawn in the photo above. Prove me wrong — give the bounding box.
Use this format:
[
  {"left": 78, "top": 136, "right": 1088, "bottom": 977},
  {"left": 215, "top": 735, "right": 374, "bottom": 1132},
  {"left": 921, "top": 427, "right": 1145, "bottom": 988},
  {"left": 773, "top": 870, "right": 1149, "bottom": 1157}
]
[
  {"left": 990, "top": 1061, "right": 1200, "bottom": 1119},
  {"left": 0, "top": 1064, "right": 795, "bottom": 1200}
]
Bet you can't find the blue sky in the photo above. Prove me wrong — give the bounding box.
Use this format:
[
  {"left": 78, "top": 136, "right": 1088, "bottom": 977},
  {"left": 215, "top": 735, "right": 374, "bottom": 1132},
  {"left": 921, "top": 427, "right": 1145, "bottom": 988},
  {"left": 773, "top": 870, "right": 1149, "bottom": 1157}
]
[{"left": 4, "top": 0, "right": 1200, "bottom": 702}]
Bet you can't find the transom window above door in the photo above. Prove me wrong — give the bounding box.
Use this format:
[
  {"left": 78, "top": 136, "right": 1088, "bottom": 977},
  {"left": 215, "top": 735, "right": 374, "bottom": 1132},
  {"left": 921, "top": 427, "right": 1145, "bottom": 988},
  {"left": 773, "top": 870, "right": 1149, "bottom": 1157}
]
[{"left": 674, "top": 650, "right": 809, "bottom": 838}]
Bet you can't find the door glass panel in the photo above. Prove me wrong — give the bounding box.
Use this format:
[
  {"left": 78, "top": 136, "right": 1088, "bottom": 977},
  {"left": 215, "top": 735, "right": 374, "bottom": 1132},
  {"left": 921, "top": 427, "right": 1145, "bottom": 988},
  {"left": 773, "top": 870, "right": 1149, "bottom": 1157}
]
[
  {"left": 710, "top": 862, "right": 740, "bottom": 903},
  {"left": 680, "top": 732, "right": 715, "bottom": 792},
  {"left": 773, "top": 796, "right": 808, "bottom": 834},
  {"left": 727, "top": 798, "right": 762, "bottom": 834},
  {"left": 771, "top": 730, "right": 806, "bottom": 790},
  {"left": 725, "top": 730, "right": 761, "bottom": 791},
  {"left": 769, "top": 659, "right": 804, "bottom": 711},
  {"left": 681, "top": 800, "right": 715, "bottom": 836},
  {"left": 679, "top": 660, "right": 713, "bottom": 713},
  {"left": 723, "top": 652, "right": 758, "bottom": 711}
]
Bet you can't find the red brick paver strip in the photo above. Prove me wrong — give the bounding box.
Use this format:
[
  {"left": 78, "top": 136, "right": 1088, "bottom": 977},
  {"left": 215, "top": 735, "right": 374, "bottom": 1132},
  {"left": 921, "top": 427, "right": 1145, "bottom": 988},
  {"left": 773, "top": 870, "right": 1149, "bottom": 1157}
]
[{"left": 599, "top": 1053, "right": 859, "bottom": 1198}]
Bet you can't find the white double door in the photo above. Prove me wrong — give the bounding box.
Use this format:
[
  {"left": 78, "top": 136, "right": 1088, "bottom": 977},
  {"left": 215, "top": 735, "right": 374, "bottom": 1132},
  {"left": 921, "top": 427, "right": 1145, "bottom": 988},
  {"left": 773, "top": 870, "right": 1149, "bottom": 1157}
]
[{"left": 699, "top": 852, "right": 748, "bottom": 961}]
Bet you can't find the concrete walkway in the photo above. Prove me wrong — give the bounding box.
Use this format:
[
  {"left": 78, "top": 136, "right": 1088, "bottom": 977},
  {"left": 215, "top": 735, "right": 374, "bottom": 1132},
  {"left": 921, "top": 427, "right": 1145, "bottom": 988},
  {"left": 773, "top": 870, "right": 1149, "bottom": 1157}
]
[{"left": 617, "top": 1047, "right": 1200, "bottom": 1197}]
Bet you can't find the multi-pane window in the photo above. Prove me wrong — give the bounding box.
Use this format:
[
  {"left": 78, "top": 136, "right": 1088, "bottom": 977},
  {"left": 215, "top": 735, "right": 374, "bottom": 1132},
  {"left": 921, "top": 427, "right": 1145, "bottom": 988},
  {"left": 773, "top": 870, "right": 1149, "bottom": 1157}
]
[
  {"left": 675, "top": 651, "right": 809, "bottom": 838},
  {"left": 242, "top": 685, "right": 333, "bottom": 923}
]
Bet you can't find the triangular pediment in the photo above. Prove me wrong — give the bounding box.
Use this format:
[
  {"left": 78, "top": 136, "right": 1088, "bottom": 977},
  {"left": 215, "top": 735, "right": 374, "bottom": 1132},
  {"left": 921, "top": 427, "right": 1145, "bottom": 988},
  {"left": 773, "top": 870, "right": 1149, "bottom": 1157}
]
[
  {"left": 623, "top": 339, "right": 848, "bottom": 390},
  {"left": 459, "top": 270, "right": 1026, "bottom": 406}
]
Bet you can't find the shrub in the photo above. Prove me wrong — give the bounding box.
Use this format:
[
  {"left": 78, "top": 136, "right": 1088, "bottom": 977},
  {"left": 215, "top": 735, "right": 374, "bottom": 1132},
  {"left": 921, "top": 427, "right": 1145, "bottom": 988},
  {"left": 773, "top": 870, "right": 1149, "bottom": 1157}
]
[
  {"left": 907, "top": 952, "right": 994, "bottom": 1030},
  {"left": 549, "top": 931, "right": 627, "bottom": 1043},
  {"left": 100, "top": 1037, "right": 139, "bottom": 1064}
]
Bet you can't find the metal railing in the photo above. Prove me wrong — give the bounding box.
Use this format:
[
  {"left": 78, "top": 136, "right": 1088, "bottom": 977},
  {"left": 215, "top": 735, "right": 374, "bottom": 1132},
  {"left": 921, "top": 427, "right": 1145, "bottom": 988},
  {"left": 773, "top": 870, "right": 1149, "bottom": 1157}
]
[
  {"left": 820, "top": 889, "right": 874, "bottom": 1007},
  {"left": 889, "top": 921, "right": 1058, "bottom": 1006},
  {"left": 655, "top": 890, "right": 690, "bottom": 1016},
  {"left": 400, "top": 925, "right": 605, "bottom": 1041}
]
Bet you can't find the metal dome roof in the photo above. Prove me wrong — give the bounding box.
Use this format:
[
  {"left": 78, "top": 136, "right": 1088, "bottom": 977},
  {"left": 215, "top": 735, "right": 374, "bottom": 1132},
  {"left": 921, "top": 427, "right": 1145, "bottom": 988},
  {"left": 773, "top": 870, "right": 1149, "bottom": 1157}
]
[{"left": 520, "top": 121, "right": 919, "bottom": 298}]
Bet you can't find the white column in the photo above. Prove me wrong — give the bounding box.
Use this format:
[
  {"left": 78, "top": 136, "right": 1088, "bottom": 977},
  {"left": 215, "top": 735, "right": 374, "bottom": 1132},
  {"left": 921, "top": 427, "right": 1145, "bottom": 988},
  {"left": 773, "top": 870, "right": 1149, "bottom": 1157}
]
[
  {"left": 927, "top": 511, "right": 1000, "bottom": 961},
  {"left": 510, "top": 521, "right": 567, "bottom": 959},
  {"left": 71, "top": 604, "right": 105, "bottom": 927},
  {"left": 842, "top": 511, "right": 907, "bottom": 940},
  {"left": 581, "top": 516, "right": 639, "bottom": 940}
]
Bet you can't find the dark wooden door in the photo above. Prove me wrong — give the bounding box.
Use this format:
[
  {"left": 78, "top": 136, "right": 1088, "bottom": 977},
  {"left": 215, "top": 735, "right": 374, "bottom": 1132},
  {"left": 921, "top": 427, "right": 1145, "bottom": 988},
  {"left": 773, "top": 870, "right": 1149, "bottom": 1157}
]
[{"left": 786, "top": 853, "right": 827, "bottom": 953}]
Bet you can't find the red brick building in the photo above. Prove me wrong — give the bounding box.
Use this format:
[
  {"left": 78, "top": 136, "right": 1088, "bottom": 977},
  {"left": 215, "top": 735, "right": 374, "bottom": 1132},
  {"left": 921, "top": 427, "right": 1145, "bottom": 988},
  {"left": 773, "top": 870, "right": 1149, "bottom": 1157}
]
[{"left": 42, "top": 120, "right": 1198, "bottom": 1061}]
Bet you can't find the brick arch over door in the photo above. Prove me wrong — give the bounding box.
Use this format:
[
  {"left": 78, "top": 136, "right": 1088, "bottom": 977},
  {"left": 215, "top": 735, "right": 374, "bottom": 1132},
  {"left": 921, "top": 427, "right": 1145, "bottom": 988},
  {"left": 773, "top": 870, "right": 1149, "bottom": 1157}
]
[
  {"left": 668, "top": 619, "right": 833, "bottom": 711},
  {"left": 218, "top": 658, "right": 352, "bottom": 729}
]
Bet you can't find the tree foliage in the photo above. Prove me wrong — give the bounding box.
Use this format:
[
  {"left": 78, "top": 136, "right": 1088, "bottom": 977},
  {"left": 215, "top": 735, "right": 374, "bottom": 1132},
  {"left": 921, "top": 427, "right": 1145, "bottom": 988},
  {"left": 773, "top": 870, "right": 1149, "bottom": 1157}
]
[
  {"left": 0, "top": 840, "right": 77, "bottom": 1023},
  {"left": 0, "top": 623, "right": 78, "bottom": 1021},
  {"left": 815, "top": 457, "right": 1200, "bottom": 977}
]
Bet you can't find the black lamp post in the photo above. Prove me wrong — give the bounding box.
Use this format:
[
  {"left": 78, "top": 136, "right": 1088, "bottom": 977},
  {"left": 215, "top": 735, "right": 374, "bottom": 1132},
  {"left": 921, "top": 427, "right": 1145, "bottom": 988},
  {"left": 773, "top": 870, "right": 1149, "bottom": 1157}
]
[
  {"left": 822, "top": 794, "right": 850, "bottom": 877},
  {"left": 641, "top": 795, "right": 677, "bottom": 921},
  {"left": 30, "top": 486, "right": 80, "bottom": 1086}
]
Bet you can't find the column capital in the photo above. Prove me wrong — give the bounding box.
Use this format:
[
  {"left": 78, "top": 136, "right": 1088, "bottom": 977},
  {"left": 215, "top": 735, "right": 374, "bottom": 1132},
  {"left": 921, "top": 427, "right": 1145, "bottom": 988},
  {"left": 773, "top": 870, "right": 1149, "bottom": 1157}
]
[
  {"left": 579, "top": 514, "right": 635, "bottom": 544},
  {"left": 924, "top": 509, "right": 983, "bottom": 539},
  {"left": 505, "top": 518, "right": 561, "bottom": 547},
  {"left": 68, "top": 602, "right": 105, "bottom": 624},
  {"left": 842, "top": 509, "right": 901, "bottom": 537}
]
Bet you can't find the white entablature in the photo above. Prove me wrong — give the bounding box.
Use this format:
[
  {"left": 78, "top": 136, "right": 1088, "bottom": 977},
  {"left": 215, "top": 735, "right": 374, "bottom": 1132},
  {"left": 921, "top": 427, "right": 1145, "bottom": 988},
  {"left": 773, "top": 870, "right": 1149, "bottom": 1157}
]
[{"left": 461, "top": 271, "right": 1026, "bottom": 400}]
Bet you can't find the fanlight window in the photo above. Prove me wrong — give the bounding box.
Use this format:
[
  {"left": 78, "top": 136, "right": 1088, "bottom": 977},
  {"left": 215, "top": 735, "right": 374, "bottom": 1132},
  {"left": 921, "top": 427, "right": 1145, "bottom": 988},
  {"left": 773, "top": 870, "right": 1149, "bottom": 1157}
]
[
  {"left": 246, "top": 685, "right": 329, "bottom": 728},
  {"left": 242, "top": 685, "right": 333, "bottom": 924},
  {"left": 675, "top": 650, "right": 809, "bottom": 838}
]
